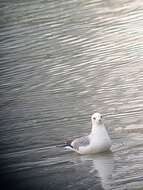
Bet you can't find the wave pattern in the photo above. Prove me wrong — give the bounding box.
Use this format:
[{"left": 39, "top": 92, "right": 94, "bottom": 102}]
[{"left": 1, "top": 0, "right": 143, "bottom": 189}]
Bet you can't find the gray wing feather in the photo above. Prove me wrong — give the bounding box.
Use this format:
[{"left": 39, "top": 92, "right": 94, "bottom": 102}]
[{"left": 71, "top": 136, "right": 90, "bottom": 150}]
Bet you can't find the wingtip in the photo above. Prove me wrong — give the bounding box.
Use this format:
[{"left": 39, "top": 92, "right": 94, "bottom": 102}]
[{"left": 64, "top": 140, "right": 73, "bottom": 147}]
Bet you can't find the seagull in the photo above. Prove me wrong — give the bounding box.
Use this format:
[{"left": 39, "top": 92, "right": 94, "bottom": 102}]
[{"left": 64, "top": 113, "right": 112, "bottom": 154}]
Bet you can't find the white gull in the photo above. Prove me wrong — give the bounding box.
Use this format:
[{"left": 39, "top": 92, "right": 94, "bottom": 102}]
[{"left": 65, "top": 112, "right": 112, "bottom": 154}]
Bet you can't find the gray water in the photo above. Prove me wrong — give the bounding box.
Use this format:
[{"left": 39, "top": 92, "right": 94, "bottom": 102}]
[{"left": 1, "top": 0, "right": 143, "bottom": 189}]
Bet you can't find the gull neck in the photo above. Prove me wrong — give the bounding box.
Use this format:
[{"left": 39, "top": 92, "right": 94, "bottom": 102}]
[{"left": 91, "top": 122, "right": 104, "bottom": 134}]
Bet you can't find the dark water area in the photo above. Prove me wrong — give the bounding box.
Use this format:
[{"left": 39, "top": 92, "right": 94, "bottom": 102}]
[{"left": 1, "top": 0, "right": 143, "bottom": 189}]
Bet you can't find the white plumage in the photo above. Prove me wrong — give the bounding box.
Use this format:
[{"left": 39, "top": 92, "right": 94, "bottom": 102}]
[{"left": 65, "top": 113, "right": 112, "bottom": 155}]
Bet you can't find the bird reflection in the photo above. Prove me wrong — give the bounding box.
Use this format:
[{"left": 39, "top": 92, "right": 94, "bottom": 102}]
[{"left": 80, "top": 152, "right": 114, "bottom": 190}]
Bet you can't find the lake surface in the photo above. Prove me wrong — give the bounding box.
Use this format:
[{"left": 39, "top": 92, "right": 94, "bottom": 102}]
[{"left": 1, "top": 0, "right": 143, "bottom": 189}]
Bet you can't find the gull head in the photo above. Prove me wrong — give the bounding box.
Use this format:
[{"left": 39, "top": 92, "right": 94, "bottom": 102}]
[{"left": 91, "top": 112, "right": 103, "bottom": 125}]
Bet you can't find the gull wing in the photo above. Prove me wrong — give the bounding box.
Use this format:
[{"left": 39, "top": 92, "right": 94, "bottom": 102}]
[{"left": 71, "top": 136, "right": 90, "bottom": 150}]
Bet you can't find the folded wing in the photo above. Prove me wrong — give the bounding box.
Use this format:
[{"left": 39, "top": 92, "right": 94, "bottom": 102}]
[{"left": 71, "top": 136, "right": 90, "bottom": 150}]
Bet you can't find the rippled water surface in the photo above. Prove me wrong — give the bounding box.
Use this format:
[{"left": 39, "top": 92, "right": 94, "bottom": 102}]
[{"left": 1, "top": 0, "right": 143, "bottom": 189}]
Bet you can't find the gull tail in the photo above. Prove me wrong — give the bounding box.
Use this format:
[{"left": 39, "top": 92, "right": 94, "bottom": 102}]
[{"left": 64, "top": 140, "right": 74, "bottom": 150}]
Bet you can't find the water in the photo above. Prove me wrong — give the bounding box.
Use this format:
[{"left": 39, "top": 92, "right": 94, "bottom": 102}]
[{"left": 1, "top": 0, "right": 143, "bottom": 189}]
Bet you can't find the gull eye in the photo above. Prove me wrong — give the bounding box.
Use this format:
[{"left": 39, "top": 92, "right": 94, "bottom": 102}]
[{"left": 93, "top": 117, "right": 96, "bottom": 120}]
